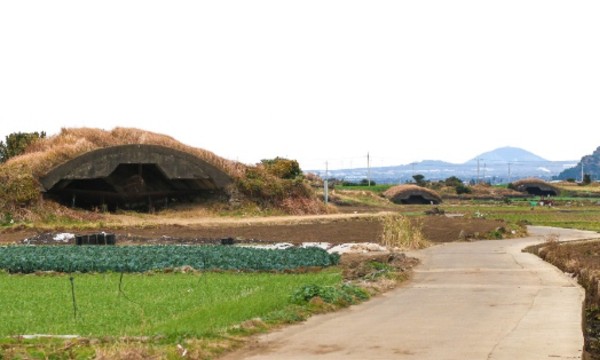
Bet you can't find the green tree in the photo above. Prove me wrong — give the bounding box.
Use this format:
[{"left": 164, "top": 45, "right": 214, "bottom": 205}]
[
  {"left": 583, "top": 174, "right": 592, "bottom": 185},
  {"left": 444, "top": 176, "right": 463, "bottom": 187},
  {"left": 412, "top": 174, "right": 426, "bottom": 186},
  {"left": 455, "top": 184, "right": 472, "bottom": 194},
  {"left": 359, "top": 178, "right": 376, "bottom": 186},
  {"left": 0, "top": 131, "right": 46, "bottom": 163}
]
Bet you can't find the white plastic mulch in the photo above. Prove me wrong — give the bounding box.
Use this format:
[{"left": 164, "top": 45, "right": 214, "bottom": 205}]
[
  {"left": 241, "top": 242, "right": 389, "bottom": 254},
  {"left": 327, "top": 242, "right": 388, "bottom": 254},
  {"left": 53, "top": 233, "right": 75, "bottom": 242}
]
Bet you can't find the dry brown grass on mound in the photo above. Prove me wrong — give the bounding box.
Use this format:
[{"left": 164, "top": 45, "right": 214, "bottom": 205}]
[
  {"left": 382, "top": 184, "right": 442, "bottom": 204},
  {"left": 0, "top": 127, "right": 331, "bottom": 219},
  {"left": 279, "top": 196, "right": 335, "bottom": 215},
  {"left": 512, "top": 177, "right": 550, "bottom": 187},
  {"left": 0, "top": 127, "right": 244, "bottom": 217},
  {"left": 13, "top": 127, "right": 245, "bottom": 178}
]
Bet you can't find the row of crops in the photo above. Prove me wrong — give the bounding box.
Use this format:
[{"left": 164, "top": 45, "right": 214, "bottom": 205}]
[{"left": 0, "top": 245, "right": 340, "bottom": 273}]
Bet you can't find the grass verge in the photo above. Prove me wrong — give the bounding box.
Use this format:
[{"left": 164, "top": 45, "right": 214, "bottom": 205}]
[{"left": 436, "top": 202, "right": 600, "bottom": 232}]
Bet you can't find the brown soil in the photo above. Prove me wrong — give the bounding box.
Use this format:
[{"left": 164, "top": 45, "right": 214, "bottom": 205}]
[
  {"left": 0, "top": 212, "right": 511, "bottom": 246},
  {"left": 419, "top": 215, "right": 509, "bottom": 242},
  {"left": 119, "top": 217, "right": 383, "bottom": 245}
]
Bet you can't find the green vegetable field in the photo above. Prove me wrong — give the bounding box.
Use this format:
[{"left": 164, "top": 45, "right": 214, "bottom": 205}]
[{"left": 0, "top": 245, "right": 340, "bottom": 273}]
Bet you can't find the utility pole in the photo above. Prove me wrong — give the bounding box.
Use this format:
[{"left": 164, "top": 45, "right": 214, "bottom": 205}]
[
  {"left": 324, "top": 161, "right": 329, "bottom": 204},
  {"left": 477, "top": 158, "right": 481, "bottom": 184},
  {"left": 582, "top": 161, "right": 585, "bottom": 183},
  {"left": 367, "top": 152, "right": 371, "bottom": 187},
  {"left": 508, "top": 162, "right": 512, "bottom": 184},
  {"left": 483, "top": 163, "right": 487, "bottom": 182}
]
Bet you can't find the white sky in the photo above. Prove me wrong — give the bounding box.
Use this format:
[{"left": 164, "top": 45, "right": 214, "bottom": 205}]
[{"left": 1, "top": 1, "right": 599, "bottom": 170}]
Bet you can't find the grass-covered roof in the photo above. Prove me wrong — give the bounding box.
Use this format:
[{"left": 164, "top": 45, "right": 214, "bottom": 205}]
[{"left": 383, "top": 184, "right": 442, "bottom": 204}]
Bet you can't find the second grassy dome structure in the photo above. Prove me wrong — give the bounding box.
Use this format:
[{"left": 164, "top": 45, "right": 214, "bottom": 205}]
[{"left": 383, "top": 185, "right": 442, "bottom": 205}]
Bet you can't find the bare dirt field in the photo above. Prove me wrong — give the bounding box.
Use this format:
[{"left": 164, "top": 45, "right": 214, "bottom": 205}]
[{"left": 0, "top": 212, "right": 510, "bottom": 246}]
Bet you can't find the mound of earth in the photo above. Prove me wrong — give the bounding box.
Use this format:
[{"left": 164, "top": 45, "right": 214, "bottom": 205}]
[{"left": 340, "top": 252, "right": 419, "bottom": 280}]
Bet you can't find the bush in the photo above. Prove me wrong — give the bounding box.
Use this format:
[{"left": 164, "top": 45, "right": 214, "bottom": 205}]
[
  {"left": 364, "top": 261, "right": 395, "bottom": 281},
  {"left": 455, "top": 184, "right": 472, "bottom": 194},
  {"left": 359, "top": 178, "right": 376, "bottom": 186},
  {"left": 1, "top": 213, "right": 14, "bottom": 226},
  {"left": 261, "top": 157, "right": 302, "bottom": 179},
  {"left": 290, "top": 283, "right": 369, "bottom": 305},
  {"left": 444, "top": 176, "right": 463, "bottom": 187},
  {"left": 0, "top": 163, "right": 40, "bottom": 213},
  {"left": 429, "top": 182, "right": 442, "bottom": 190},
  {"left": 237, "top": 166, "right": 325, "bottom": 214}
]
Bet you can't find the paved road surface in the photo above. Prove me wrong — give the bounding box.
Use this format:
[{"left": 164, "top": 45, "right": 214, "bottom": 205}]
[{"left": 222, "top": 226, "right": 600, "bottom": 360}]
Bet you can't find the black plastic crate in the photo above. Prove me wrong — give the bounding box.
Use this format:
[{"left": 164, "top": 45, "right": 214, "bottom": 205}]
[{"left": 75, "top": 233, "right": 116, "bottom": 245}]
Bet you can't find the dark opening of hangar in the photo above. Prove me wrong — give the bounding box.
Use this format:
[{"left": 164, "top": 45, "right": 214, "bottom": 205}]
[
  {"left": 40, "top": 145, "right": 233, "bottom": 211},
  {"left": 384, "top": 185, "right": 443, "bottom": 206},
  {"left": 400, "top": 195, "right": 439, "bottom": 205},
  {"left": 522, "top": 186, "right": 558, "bottom": 197}
]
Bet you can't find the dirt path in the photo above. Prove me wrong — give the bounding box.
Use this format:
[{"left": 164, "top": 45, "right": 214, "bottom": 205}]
[{"left": 220, "top": 227, "right": 600, "bottom": 360}]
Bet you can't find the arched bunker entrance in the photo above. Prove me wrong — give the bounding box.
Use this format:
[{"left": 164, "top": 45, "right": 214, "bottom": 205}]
[
  {"left": 522, "top": 186, "right": 558, "bottom": 197},
  {"left": 40, "top": 145, "right": 233, "bottom": 211},
  {"left": 400, "top": 195, "right": 440, "bottom": 205}
]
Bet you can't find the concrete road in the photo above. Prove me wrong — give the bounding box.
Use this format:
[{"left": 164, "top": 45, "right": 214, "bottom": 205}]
[{"left": 222, "top": 226, "right": 600, "bottom": 360}]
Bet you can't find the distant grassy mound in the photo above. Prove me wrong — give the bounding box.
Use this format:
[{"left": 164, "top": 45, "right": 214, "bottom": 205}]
[
  {"left": 511, "top": 178, "right": 560, "bottom": 196},
  {"left": 383, "top": 185, "right": 442, "bottom": 205},
  {"left": 0, "top": 127, "right": 327, "bottom": 222}
]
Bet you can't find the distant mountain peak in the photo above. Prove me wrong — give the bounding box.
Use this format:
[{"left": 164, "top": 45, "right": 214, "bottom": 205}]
[{"left": 467, "top": 146, "right": 547, "bottom": 164}]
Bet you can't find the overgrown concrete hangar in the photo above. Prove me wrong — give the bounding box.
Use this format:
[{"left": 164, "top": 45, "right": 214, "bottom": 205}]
[{"left": 40, "top": 144, "right": 232, "bottom": 211}]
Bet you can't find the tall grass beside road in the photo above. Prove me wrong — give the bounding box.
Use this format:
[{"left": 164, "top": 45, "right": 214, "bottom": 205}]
[{"left": 379, "top": 213, "right": 429, "bottom": 249}]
